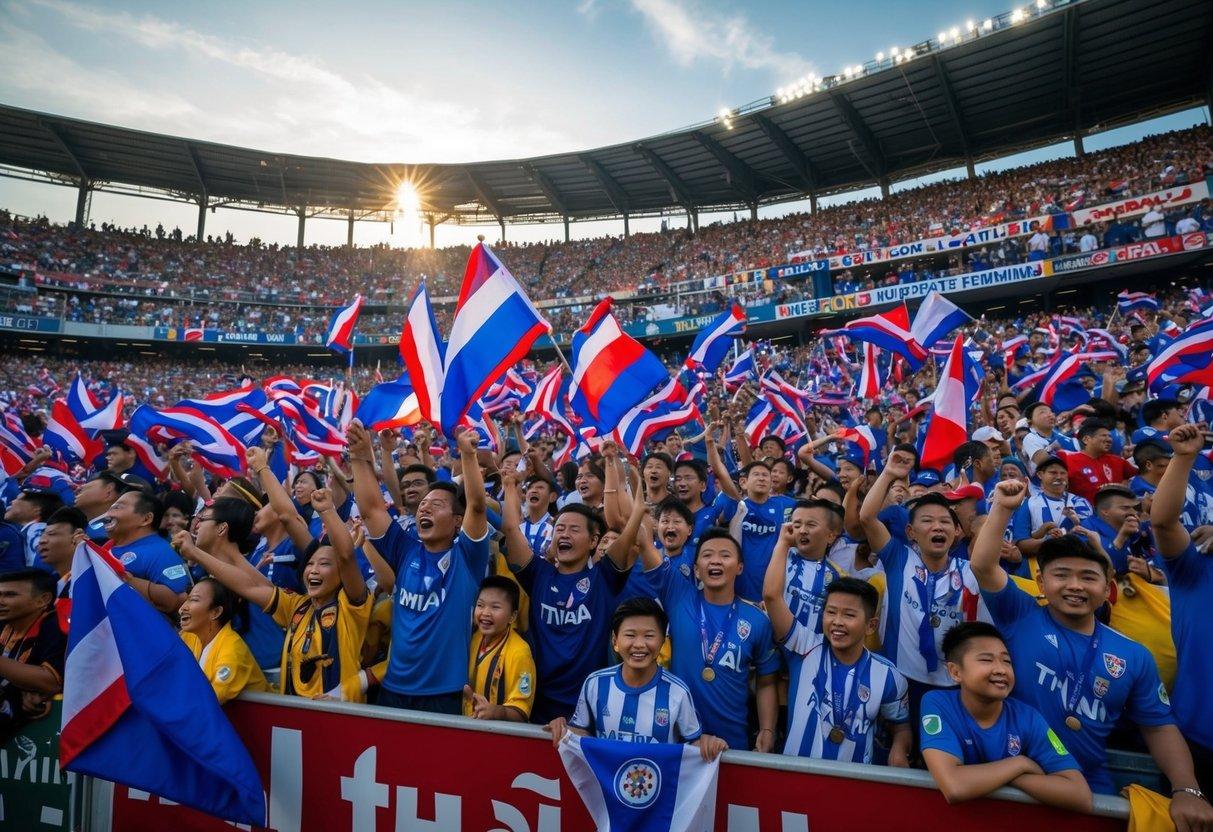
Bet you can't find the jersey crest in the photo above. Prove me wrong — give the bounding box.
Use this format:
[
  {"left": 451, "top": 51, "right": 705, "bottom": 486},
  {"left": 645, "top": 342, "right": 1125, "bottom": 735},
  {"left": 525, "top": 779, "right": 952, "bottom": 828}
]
[{"left": 1103, "top": 652, "right": 1126, "bottom": 679}]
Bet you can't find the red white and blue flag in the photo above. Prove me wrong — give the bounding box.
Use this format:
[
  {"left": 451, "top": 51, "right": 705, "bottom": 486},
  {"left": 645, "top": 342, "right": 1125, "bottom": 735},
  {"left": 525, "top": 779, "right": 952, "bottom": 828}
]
[
  {"left": 684, "top": 303, "right": 746, "bottom": 374},
  {"left": 354, "top": 375, "right": 422, "bottom": 430},
  {"left": 824, "top": 303, "right": 930, "bottom": 368},
  {"left": 325, "top": 294, "right": 363, "bottom": 357},
  {"left": 398, "top": 283, "right": 447, "bottom": 427},
  {"left": 43, "top": 399, "right": 104, "bottom": 464},
  {"left": 1147, "top": 318, "right": 1213, "bottom": 390},
  {"left": 919, "top": 336, "right": 969, "bottom": 471},
  {"left": 127, "top": 406, "right": 246, "bottom": 477},
  {"left": 910, "top": 291, "right": 972, "bottom": 354},
  {"left": 612, "top": 378, "right": 700, "bottom": 456},
  {"left": 570, "top": 298, "right": 669, "bottom": 432},
  {"left": 858, "top": 343, "right": 882, "bottom": 399},
  {"left": 837, "top": 425, "right": 879, "bottom": 467},
  {"left": 1117, "top": 291, "right": 1159, "bottom": 314},
  {"left": 61, "top": 540, "right": 265, "bottom": 824},
  {"left": 723, "top": 349, "right": 755, "bottom": 391}
]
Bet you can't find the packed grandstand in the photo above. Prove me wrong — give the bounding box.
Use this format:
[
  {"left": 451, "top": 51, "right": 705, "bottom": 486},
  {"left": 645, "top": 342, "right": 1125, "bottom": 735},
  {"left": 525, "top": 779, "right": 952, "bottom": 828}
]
[{"left": 3, "top": 0, "right": 1213, "bottom": 828}]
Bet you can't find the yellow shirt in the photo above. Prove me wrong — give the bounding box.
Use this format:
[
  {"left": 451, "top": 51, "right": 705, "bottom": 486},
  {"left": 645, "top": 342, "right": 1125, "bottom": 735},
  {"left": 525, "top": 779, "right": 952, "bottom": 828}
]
[
  {"left": 181, "top": 623, "right": 269, "bottom": 705},
  {"left": 266, "top": 586, "right": 373, "bottom": 702},
  {"left": 464, "top": 628, "right": 536, "bottom": 719}
]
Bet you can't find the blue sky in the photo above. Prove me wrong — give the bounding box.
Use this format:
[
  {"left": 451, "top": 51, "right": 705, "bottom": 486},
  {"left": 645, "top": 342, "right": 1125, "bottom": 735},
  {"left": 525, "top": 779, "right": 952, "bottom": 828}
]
[{"left": 0, "top": 0, "right": 1207, "bottom": 249}]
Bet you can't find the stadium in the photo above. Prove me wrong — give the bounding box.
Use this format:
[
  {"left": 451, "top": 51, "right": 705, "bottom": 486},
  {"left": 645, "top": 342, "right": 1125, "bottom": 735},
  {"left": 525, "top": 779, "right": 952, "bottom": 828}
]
[{"left": 1, "top": 0, "right": 1213, "bottom": 828}]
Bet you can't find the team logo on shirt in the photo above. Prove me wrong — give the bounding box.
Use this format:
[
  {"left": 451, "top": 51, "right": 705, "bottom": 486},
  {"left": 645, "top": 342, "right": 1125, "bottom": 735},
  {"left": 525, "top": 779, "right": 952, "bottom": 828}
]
[
  {"left": 654, "top": 708, "right": 669, "bottom": 727},
  {"left": 950, "top": 571, "right": 962, "bottom": 591},
  {"left": 736, "top": 619, "right": 751, "bottom": 640},
  {"left": 679, "top": 564, "right": 691, "bottom": 578},
  {"left": 1158, "top": 683, "right": 1170, "bottom": 706},
  {"left": 1045, "top": 633, "right": 1058, "bottom": 648},
  {"left": 921, "top": 715, "right": 942, "bottom": 736},
  {"left": 119, "top": 552, "right": 137, "bottom": 566},
  {"left": 519, "top": 673, "right": 532, "bottom": 696},
  {"left": 320, "top": 607, "right": 338, "bottom": 629},
  {"left": 1007, "top": 734, "right": 1021, "bottom": 756},
  {"left": 163, "top": 564, "right": 187, "bottom": 580},
  {"left": 858, "top": 684, "right": 870, "bottom": 703},
  {"left": 614, "top": 759, "right": 661, "bottom": 808},
  {"left": 576, "top": 577, "right": 591, "bottom": 594},
  {"left": 1103, "top": 653, "right": 1126, "bottom": 679},
  {"left": 1102, "top": 464, "right": 1113, "bottom": 480},
  {"left": 1093, "top": 677, "right": 1110, "bottom": 698},
  {"left": 914, "top": 566, "right": 926, "bottom": 583}
]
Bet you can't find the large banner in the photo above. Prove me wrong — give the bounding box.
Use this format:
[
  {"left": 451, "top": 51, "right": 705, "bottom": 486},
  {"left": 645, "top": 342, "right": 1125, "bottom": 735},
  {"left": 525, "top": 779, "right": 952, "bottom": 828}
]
[
  {"left": 0, "top": 700, "right": 76, "bottom": 830},
  {"left": 1071, "top": 181, "right": 1210, "bottom": 226},
  {"left": 106, "top": 696, "right": 1125, "bottom": 832},
  {"left": 0, "top": 312, "right": 61, "bottom": 333}
]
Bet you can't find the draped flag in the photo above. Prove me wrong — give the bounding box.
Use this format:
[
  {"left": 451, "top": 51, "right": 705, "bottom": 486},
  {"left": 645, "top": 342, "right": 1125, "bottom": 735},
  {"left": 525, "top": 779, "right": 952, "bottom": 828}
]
[
  {"left": 355, "top": 375, "right": 423, "bottom": 430},
  {"left": 858, "top": 343, "right": 881, "bottom": 399},
  {"left": 919, "top": 336, "right": 968, "bottom": 471},
  {"left": 823, "top": 303, "right": 929, "bottom": 368},
  {"left": 910, "top": 291, "right": 972, "bottom": 351},
  {"left": 61, "top": 540, "right": 265, "bottom": 825},
  {"left": 398, "top": 283, "right": 446, "bottom": 426},
  {"left": 558, "top": 734, "right": 718, "bottom": 832},
  {"left": 1117, "top": 291, "right": 1159, "bottom": 314},
  {"left": 570, "top": 298, "right": 669, "bottom": 432},
  {"left": 325, "top": 294, "right": 363, "bottom": 358},
  {"left": 613, "top": 378, "right": 700, "bottom": 456},
  {"left": 442, "top": 243, "right": 551, "bottom": 435},
  {"left": 43, "top": 399, "right": 103, "bottom": 464},
  {"left": 684, "top": 304, "right": 746, "bottom": 374},
  {"left": 524, "top": 366, "right": 564, "bottom": 419}
]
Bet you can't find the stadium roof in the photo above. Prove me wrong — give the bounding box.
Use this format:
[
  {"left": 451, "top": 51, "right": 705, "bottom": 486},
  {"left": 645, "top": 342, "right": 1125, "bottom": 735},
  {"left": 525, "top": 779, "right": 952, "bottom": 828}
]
[{"left": 0, "top": 0, "right": 1209, "bottom": 228}]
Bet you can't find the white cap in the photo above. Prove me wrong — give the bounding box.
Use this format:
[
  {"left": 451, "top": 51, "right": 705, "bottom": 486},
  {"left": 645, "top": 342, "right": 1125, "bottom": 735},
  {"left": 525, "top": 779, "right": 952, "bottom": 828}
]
[{"left": 972, "top": 426, "right": 1006, "bottom": 442}]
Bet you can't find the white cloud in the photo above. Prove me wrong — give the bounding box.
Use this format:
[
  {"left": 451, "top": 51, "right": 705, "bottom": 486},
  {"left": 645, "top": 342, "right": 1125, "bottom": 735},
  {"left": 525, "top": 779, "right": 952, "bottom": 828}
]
[{"left": 627, "top": 0, "right": 810, "bottom": 79}]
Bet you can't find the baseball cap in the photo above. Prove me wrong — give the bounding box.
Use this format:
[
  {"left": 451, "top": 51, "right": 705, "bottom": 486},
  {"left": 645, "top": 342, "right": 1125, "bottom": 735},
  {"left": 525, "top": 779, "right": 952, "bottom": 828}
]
[
  {"left": 1014, "top": 417, "right": 1030, "bottom": 432},
  {"left": 98, "top": 428, "right": 132, "bottom": 449},
  {"left": 91, "top": 469, "right": 153, "bottom": 495},
  {"left": 1035, "top": 454, "right": 1067, "bottom": 473},
  {"left": 911, "top": 469, "right": 942, "bottom": 487},
  {"left": 943, "top": 484, "right": 984, "bottom": 502},
  {"left": 972, "top": 426, "right": 1006, "bottom": 443}
]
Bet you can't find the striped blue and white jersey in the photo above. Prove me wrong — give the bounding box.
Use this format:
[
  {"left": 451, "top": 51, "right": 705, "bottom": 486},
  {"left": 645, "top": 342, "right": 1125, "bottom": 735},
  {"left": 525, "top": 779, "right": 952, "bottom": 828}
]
[
  {"left": 570, "top": 664, "right": 702, "bottom": 744},
  {"left": 520, "top": 515, "right": 554, "bottom": 559},
  {"left": 782, "top": 623, "right": 908, "bottom": 763},
  {"left": 785, "top": 553, "right": 845, "bottom": 634}
]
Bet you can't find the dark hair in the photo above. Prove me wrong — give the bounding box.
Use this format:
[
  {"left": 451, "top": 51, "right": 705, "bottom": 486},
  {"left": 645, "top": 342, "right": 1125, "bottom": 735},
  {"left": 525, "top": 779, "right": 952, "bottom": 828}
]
[
  {"left": 942, "top": 621, "right": 1007, "bottom": 663},
  {"left": 759, "top": 435, "right": 787, "bottom": 453},
  {"left": 1141, "top": 398, "right": 1181, "bottom": 426},
  {"left": 426, "top": 481, "right": 467, "bottom": 515},
  {"left": 740, "top": 460, "right": 772, "bottom": 477},
  {"left": 641, "top": 452, "right": 674, "bottom": 474},
  {"left": 577, "top": 457, "right": 605, "bottom": 483},
  {"left": 223, "top": 476, "right": 265, "bottom": 509},
  {"left": 557, "top": 461, "right": 579, "bottom": 492},
  {"left": 673, "top": 458, "right": 707, "bottom": 483},
  {"left": 556, "top": 503, "right": 605, "bottom": 539},
  {"left": 161, "top": 489, "right": 194, "bottom": 520},
  {"left": 294, "top": 469, "right": 325, "bottom": 489},
  {"left": 1077, "top": 418, "right": 1112, "bottom": 441},
  {"left": 1093, "top": 485, "right": 1138, "bottom": 513},
  {"left": 1133, "top": 440, "right": 1170, "bottom": 468},
  {"left": 813, "top": 481, "right": 846, "bottom": 502},
  {"left": 611, "top": 597, "right": 668, "bottom": 635},
  {"left": 825, "top": 577, "right": 879, "bottom": 618},
  {"left": 209, "top": 498, "right": 257, "bottom": 553},
  {"left": 17, "top": 491, "right": 63, "bottom": 522},
  {"left": 793, "top": 498, "right": 844, "bottom": 532},
  {"left": 695, "top": 527, "right": 742, "bottom": 561},
  {"left": 129, "top": 490, "right": 165, "bottom": 530},
  {"left": 893, "top": 443, "right": 920, "bottom": 465},
  {"left": 398, "top": 463, "right": 436, "bottom": 483},
  {"left": 770, "top": 458, "right": 799, "bottom": 489},
  {"left": 952, "top": 440, "right": 991, "bottom": 470},
  {"left": 478, "top": 574, "right": 521, "bottom": 612},
  {"left": 907, "top": 492, "right": 960, "bottom": 525},
  {"left": 45, "top": 505, "right": 87, "bottom": 532},
  {"left": 655, "top": 496, "right": 694, "bottom": 526},
  {"left": 0, "top": 567, "right": 56, "bottom": 603},
  {"left": 195, "top": 577, "right": 250, "bottom": 634},
  {"left": 1037, "top": 533, "right": 1111, "bottom": 574}
]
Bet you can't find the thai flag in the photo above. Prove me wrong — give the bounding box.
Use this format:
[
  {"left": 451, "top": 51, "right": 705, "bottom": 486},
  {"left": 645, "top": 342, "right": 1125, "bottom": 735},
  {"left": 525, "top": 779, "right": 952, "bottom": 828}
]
[
  {"left": 0, "top": 416, "right": 34, "bottom": 476},
  {"left": 43, "top": 399, "right": 103, "bottom": 464},
  {"left": 920, "top": 337, "right": 969, "bottom": 471},
  {"left": 824, "top": 303, "right": 930, "bottom": 368},
  {"left": 1037, "top": 353, "right": 1090, "bottom": 405},
  {"left": 1148, "top": 319, "right": 1213, "bottom": 390},
  {"left": 837, "top": 425, "right": 878, "bottom": 467},
  {"left": 1117, "top": 291, "right": 1159, "bottom": 314},
  {"left": 325, "top": 294, "right": 364, "bottom": 357},
  {"left": 523, "top": 366, "right": 564, "bottom": 419},
  {"left": 481, "top": 368, "right": 532, "bottom": 416},
  {"left": 67, "top": 374, "right": 125, "bottom": 436},
  {"left": 744, "top": 400, "right": 779, "bottom": 447},
  {"left": 760, "top": 370, "right": 810, "bottom": 404},
  {"left": 124, "top": 432, "right": 169, "bottom": 481},
  {"left": 684, "top": 303, "right": 746, "bottom": 373},
  {"left": 858, "top": 343, "right": 882, "bottom": 399},
  {"left": 127, "top": 406, "right": 246, "bottom": 477},
  {"left": 1087, "top": 328, "right": 1127, "bottom": 361},
  {"left": 398, "top": 283, "right": 446, "bottom": 426},
  {"left": 612, "top": 378, "right": 700, "bottom": 456},
  {"left": 723, "top": 349, "right": 755, "bottom": 391},
  {"left": 27, "top": 368, "right": 60, "bottom": 399},
  {"left": 910, "top": 291, "right": 972, "bottom": 353},
  {"left": 61, "top": 540, "right": 265, "bottom": 824},
  {"left": 570, "top": 298, "right": 670, "bottom": 432},
  {"left": 177, "top": 387, "right": 270, "bottom": 445},
  {"left": 1161, "top": 319, "right": 1183, "bottom": 339},
  {"left": 355, "top": 375, "right": 422, "bottom": 430},
  {"left": 269, "top": 392, "right": 346, "bottom": 459},
  {"left": 442, "top": 244, "right": 550, "bottom": 435}
]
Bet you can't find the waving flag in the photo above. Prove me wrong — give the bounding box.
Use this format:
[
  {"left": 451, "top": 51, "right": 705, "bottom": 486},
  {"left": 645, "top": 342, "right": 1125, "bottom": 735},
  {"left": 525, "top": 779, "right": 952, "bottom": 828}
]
[
  {"left": 613, "top": 378, "right": 700, "bottom": 456},
  {"left": 570, "top": 298, "right": 669, "bottom": 432},
  {"left": 837, "top": 425, "right": 878, "bottom": 467},
  {"left": 44, "top": 399, "right": 103, "bottom": 464},
  {"left": 1117, "top": 291, "right": 1159, "bottom": 314},
  {"left": 481, "top": 368, "right": 533, "bottom": 416},
  {"left": 65, "top": 373, "right": 125, "bottom": 436},
  {"left": 398, "top": 283, "right": 446, "bottom": 426},
  {"left": 1000, "top": 334, "right": 1028, "bottom": 369},
  {"left": 684, "top": 304, "right": 746, "bottom": 374},
  {"left": 325, "top": 294, "right": 364, "bottom": 357},
  {"left": 355, "top": 375, "right": 422, "bottom": 430},
  {"left": 523, "top": 366, "right": 564, "bottom": 419},
  {"left": 919, "top": 337, "right": 968, "bottom": 471},
  {"left": 558, "top": 734, "right": 717, "bottom": 832},
  {"left": 62, "top": 540, "right": 265, "bottom": 824},
  {"left": 1037, "top": 353, "right": 1092, "bottom": 405},
  {"left": 0, "top": 416, "right": 34, "bottom": 476},
  {"left": 1147, "top": 319, "right": 1213, "bottom": 390},
  {"left": 442, "top": 243, "right": 551, "bottom": 435},
  {"left": 910, "top": 291, "right": 972, "bottom": 351},
  {"left": 824, "top": 303, "right": 929, "bottom": 368},
  {"left": 723, "top": 349, "right": 755, "bottom": 391},
  {"left": 271, "top": 392, "right": 346, "bottom": 459},
  {"left": 858, "top": 343, "right": 881, "bottom": 399},
  {"left": 127, "top": 406, "right": 246, "bottom": 477}
]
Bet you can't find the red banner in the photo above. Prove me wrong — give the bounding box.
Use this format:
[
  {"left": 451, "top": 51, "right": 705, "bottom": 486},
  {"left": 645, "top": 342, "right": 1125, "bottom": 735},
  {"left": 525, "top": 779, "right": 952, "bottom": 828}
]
[
  {"left": 109, "top": 697, "right": 1126, "bottom": 831},
  {"left": 1111, "top": 235, "right": 1187, "bottom": 262}
]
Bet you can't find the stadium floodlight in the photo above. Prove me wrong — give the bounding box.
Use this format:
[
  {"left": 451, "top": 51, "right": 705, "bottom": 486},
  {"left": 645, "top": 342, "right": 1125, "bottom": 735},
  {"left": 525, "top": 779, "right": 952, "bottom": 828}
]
[
  {"left": 966, "top": 20, "right": 975, "bottom": 31},
  {"left": 949, "top": 26, "right": 960, "bottom": 40},
  {"left": 1011, "top": 8, "right": 1025, "bottom": 23},
  {"left": 1035, "top": 0, "right": 1047, "bottom": 8},
  {"left": 982, "top": 18, "right": 993, "bottom": 30},
  {"left": 937, "top": 31, "right": 947, "bottom": 43},
  {"left": 876, "top": 51, "right": 884, "bottom": 61}
]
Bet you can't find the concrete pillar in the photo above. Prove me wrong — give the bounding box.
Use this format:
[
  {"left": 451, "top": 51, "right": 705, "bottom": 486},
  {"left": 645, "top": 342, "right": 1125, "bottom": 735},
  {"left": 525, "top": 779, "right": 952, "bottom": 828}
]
[
  {"left": 1074, "top": 133, "right": 1086, "bottom": 158},
  {"left": 750, "top": 203, "right": 758, "bottom": 222},
  {"left": 428, "top": 218, "right": 436, "bottom": 249},
  {"left": 498, "top": 218, "right": 506, "bottom": 242},
  {"left": 74, "top": 180, "right": 90, "bottom": 227},
  {"left": 623, "top": 213, "right": 630, "bottom": 238},
  {"left": 563, "top": 216, "right": 570, "bottom": 242},
  {"left": 879, "top": 178, "right": 890, "bottom": 199},
  {"left": 347, "top": 210, "right": 355, "bottom": 248},
  {"left": 196, "top": 196, "right": 208, "bottom": 241},
  {"left": 809, "top": 193, "right": 818, "bottom": 214},
  {"left": 965, "top": 158, "right": 976, "bottom": 180},
  {"left": 296, "top": 208, "right": 306, "bottom": 249}
]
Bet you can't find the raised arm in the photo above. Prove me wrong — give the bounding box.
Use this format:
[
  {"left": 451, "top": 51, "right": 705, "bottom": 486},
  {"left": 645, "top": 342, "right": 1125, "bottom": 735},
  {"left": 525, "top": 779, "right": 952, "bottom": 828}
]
[
  {"left": 604, "top": 472, "right": 649, "bottom": 571},
  {"left": 762, "top": 523, "right": 797, "bottom": 642},
  {"left": 860, "top": 450, "right": 915, "bottom": 554},
  {"left": 347, "top": 421, "right": 391, "bottom": 538},
  {"left": 970, "top": 480, "right": 1026, "bottom": 592},
  {"left": 1151, "top": 422, "right": 1200, "bottom": 558},
  {"left": 323, "top": 457, "right": 351, "bottom": 509},
  {"left": 174, "top": 529, "right": 275, "bottom": 610},
  {"left": 842, "top": 475, "right": 866, "bottom": 540},
  {"left": 706, "top": 422, "right": 741, "bottom": 500},
  {"left": 602, "top": 441, "right": 628, "bottom": 531},
  {"left": 312, "top": 487, "right": 367, "bottom": 605},
  {"left": 456, "top": 429, "right": 488, "bottom": 540},
  {"left": 377, "top": 429, "right": 405, "bottom": 511},
  {"left": 247, "top": 446, "right": 314, "bottom": 553}
]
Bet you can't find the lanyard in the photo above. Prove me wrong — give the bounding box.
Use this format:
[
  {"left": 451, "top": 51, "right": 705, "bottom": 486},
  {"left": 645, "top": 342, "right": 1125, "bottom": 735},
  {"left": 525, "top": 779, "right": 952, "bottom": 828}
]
[
  {"left": 697, "top": 595, "right": 738, "bottom": 667},
  {"left": 470, "top": 632, "right": 510, "bottom": 700},
  {"left": 1045, "top": 615, "right": 1101, "bottom": 719},
  {"left": 814, "top": 648, "right": 871, "bottom": 742},
  {"left": 913, "top": 555, "right": 959, "bottom": 672},
  {"left": 791, "top": 556, "right": 829, "bottom": 625}
]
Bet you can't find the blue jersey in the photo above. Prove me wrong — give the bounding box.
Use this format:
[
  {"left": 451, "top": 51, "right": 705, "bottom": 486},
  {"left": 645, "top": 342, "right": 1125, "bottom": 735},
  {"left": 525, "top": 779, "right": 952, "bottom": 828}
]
[
  {"left": 781, "top": 623, "right": 907, "bottom": 763},
  {"left": 1010, "top": 491, "right": 1092, "bottom": 542},
  {"left": 251, "top": 536, "right": 303, "bottom": 591},
  {"left": 1130, "top": 475, "right": 1212, "bottom": 530},
  {"left": 690, "top": 503, "right": 717, "bottom": 549},
  {"left": 371, "top": 522, "right": 491, "bottom": 696},
  {"left": 878, "top": 504, "right": 910, "bottom": 544},
  {"left": 920, "top": 689, "right": 1078, "bottom": 773},
  {"left": 711, "top": 493, "right": 797, "bottom": 601},
  {"left": 113, "top": 533, "right": 190, "bottom": 593},
  {"left": 647, "top": 560, "right": 779, "bottom": 750},
  {"left": 519, "top": 515, "right": 553, "bottom": 560},
  {"left": 570, "top": 664, "right": 702, "bottom": 744},
  {"left": 1161, "top": 542, "right": 1213, "bottom": 749},
  {"left": 784, "top": 554, "right": 844, "bottom": 634},
  {"left": 515, "top": 555, "right": 630, "bottom": 722},
  {"left": 981, "top": 582, "right": 1173, "bottom": 793}
]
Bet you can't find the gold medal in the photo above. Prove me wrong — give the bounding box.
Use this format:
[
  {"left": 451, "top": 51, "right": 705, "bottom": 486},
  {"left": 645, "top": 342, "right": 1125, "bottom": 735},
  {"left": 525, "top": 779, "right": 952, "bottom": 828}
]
[
  {"left": 828, "top": 726, "right": 846, "bottom": 744},
  {"left": 1065, "top": 715, "right": 1082, "bottom": 731},
  {"left": 701, "top": 667, "right": 716, "bottom": 682},
  {"left": 930, "top": 614, "right": 941, "bottom": 628}
]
